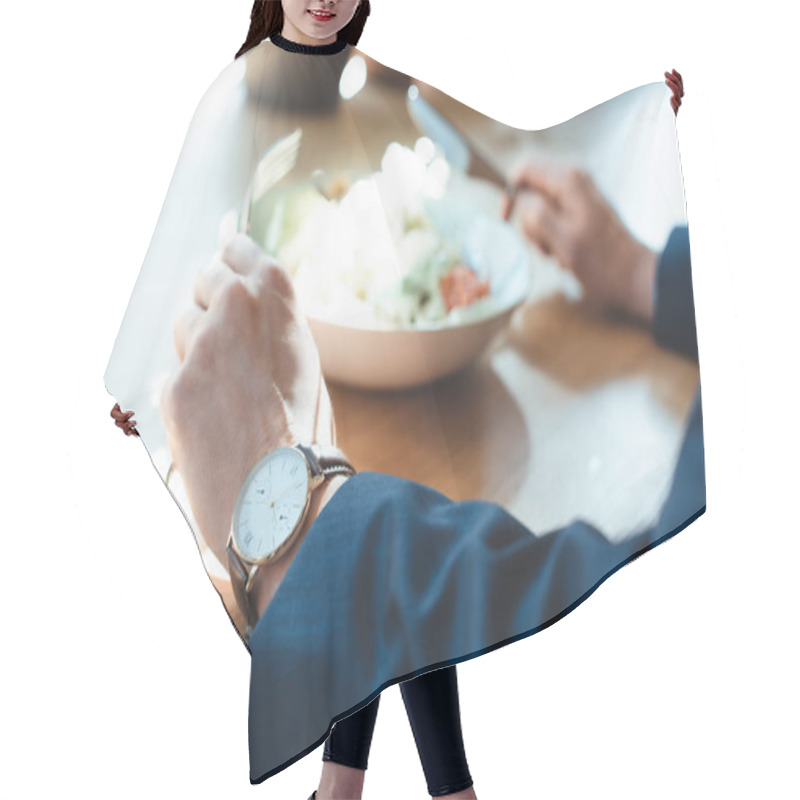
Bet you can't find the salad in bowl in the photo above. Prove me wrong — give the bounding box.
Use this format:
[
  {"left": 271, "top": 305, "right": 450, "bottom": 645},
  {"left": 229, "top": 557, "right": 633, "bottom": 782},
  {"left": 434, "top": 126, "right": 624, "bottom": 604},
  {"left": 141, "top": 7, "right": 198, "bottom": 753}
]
[{"left": 243, "top": 138, "right": 532, "bottom": 389}]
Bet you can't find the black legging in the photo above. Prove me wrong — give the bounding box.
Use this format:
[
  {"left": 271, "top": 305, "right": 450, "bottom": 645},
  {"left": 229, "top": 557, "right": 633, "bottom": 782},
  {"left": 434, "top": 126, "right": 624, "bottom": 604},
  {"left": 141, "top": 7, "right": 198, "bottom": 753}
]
[{"left": 323, "top": 665, "right": 473, "bottom": 797}]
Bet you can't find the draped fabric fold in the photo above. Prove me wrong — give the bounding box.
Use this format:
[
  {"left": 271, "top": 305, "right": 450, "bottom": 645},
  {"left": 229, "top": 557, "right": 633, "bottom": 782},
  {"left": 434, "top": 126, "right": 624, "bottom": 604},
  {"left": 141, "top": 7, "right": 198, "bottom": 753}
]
[{"left": 104, "top": 34, "right": 704, "bottom": 784}]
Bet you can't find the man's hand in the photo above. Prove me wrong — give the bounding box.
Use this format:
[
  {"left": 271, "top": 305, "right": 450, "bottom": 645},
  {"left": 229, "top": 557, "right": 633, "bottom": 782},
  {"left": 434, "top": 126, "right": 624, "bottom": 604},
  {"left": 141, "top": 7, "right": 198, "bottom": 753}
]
[
  {"left": 501, "top": 163, "right": 658, "bottom": 324},
  {"left": 159, "top": 234, "right": 336, "bottom": 570},
  {"left": 110, "top": 402, "right": 139, "bottom": 436},
  {"left": 665, "top": 69, "right": 684, "bottom": 116}
]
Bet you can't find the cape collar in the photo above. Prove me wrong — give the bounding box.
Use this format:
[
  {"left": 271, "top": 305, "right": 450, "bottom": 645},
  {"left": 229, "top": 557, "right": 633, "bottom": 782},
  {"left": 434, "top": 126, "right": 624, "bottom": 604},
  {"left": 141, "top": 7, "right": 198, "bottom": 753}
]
[{"left": 270, "top": 31, "right": 349, "bottom": 55}]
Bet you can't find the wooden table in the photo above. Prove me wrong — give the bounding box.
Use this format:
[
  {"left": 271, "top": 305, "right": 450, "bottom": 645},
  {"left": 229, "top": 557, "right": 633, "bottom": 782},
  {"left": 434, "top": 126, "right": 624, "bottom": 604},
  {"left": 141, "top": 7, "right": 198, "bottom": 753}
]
[
  {"left": 210, "top": 51, "right": 699, "bottom": 634},
  {"left": 310, "top": 58, "right": 701, "bottom": 541}
]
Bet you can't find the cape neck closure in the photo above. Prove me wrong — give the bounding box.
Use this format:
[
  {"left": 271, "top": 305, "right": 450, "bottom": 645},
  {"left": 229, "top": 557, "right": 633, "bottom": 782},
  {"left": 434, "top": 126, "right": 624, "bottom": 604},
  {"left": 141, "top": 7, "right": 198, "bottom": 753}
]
[{"left": 270, "top": 31, "right": 349, "bottom": 55}]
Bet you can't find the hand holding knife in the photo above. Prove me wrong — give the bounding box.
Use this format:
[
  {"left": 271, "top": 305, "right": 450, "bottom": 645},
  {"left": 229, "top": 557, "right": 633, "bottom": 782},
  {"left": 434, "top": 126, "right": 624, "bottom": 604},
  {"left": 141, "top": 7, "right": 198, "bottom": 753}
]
[{"left": 406, "top": 84, "right": 521, "bottom": 220}]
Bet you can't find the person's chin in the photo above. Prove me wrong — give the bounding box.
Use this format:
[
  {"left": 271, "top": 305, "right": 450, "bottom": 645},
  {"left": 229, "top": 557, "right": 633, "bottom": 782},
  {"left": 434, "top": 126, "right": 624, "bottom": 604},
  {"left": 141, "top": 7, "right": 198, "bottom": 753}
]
[{"left": 299, "top": 22, "right": 340, "bottom": 42}]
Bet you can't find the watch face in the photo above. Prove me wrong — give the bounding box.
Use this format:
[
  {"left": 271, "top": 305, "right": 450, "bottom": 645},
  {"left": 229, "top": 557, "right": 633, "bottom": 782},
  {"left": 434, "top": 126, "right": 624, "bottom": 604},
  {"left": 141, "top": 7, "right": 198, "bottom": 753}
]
[{"left": 233, "top": 447, "right": 311, "bottom": 562}]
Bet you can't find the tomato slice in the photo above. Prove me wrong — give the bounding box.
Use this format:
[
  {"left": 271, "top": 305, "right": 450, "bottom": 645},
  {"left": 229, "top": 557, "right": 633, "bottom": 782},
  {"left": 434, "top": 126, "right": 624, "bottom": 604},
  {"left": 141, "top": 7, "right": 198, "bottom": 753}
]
[{"left": 440, "top": 264, "right": 490, "bottom": 312}]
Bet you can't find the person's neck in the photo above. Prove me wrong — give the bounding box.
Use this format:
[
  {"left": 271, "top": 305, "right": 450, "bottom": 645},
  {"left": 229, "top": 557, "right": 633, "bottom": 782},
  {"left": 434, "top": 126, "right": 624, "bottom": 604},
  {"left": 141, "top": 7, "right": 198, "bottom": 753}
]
[{"left": 281, "top": 21, "right": 337, "bottom": 47}]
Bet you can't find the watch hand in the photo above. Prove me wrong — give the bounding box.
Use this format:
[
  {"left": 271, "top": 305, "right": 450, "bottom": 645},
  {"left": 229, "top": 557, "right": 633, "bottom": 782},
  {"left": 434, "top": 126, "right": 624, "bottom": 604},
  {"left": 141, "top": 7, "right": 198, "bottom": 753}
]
[{"left": 269, "top": 480, "right": 305, "bottom": 507}]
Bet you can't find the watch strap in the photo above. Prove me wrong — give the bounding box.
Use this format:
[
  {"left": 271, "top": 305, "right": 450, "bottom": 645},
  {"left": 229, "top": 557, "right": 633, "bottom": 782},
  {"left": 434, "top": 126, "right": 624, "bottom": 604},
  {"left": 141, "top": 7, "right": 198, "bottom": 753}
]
[
  {"left": 297, "top": 443, "right": 356, "bottom": 480},
  {"left": 227, "top": 542, "right": 260, "bottom": 641}
]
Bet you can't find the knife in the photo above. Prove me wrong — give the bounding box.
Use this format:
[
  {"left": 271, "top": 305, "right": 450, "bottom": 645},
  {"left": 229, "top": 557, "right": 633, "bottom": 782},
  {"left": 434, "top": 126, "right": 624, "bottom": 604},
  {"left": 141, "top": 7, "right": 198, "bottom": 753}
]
[{"left": 406, "top": 84, "right": 519, "bottom": 215}]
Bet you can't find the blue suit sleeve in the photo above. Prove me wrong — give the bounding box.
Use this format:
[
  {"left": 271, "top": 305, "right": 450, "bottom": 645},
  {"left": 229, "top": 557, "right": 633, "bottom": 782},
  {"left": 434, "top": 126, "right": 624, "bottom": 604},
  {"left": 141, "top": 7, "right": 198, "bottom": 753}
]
[
  {"left": 246, "top": 389, "right": 705, "bottom": 783},
  {"left": 245, "top": 228, "right": 706, "bottom": 784},
  {"left": 652, "top": 225, "right": 699, "bottom": 362}
]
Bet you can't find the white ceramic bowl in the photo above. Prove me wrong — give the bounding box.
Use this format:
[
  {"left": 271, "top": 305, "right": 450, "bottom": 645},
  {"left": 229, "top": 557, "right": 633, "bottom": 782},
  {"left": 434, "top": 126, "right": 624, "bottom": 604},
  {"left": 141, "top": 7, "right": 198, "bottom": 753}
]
[
  {"left": 308, "top": 308, "right": 517, "bottom": 390},
  {"left": 310, "top": 203, "right": 531, "bottom": 389},
  {"left": 243, "top": 176, "right": 532, "bottom": 390}
]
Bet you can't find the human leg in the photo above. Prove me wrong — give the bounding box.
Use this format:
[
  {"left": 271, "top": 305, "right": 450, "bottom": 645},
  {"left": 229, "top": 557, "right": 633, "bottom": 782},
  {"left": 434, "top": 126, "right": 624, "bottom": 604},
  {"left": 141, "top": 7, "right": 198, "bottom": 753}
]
[
  {"left": 316, "top": 695, "right": 381, "bottom": 799},
  {"left": 400, "top": 666, "right": 475, "bottom": 798}
]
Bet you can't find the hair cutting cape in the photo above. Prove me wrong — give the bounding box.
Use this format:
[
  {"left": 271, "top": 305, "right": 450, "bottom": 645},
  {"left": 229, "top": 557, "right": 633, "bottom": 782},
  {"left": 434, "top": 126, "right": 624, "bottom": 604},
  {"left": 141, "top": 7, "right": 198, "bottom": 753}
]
[{"left": 104, "top": 35, "right": 705, "bottom": 784}]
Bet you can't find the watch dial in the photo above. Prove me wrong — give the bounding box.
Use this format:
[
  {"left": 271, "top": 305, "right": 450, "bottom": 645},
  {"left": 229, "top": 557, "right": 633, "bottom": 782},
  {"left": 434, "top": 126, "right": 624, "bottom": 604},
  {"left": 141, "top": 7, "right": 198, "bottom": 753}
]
[{"left": 234, "top": 448, "right": 310, "bottom": 561}]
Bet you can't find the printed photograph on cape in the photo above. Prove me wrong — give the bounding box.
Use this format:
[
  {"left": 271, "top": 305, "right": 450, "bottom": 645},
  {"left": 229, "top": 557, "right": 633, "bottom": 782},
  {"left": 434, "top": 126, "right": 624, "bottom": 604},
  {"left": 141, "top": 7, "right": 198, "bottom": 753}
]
[{"left": 104, "top": 8, "right": 704, "bottom": 784}]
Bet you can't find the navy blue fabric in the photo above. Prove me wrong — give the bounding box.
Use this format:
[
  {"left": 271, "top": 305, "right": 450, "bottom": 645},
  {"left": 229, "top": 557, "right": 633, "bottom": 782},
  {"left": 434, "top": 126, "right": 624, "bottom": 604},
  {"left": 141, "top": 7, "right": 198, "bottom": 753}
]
[
  {"left": 247, "top": 225, "right": 705, "bottom": 783},
  {"left": 653, "top": 226, "right": 699, "bottom": 362}
]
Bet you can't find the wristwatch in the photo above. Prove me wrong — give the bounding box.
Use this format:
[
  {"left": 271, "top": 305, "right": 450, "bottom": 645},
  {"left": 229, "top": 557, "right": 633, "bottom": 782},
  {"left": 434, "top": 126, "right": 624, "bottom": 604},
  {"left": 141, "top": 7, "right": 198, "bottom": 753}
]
[{"left": 226, "top": 443, "right": 355, "bottom": 641}]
